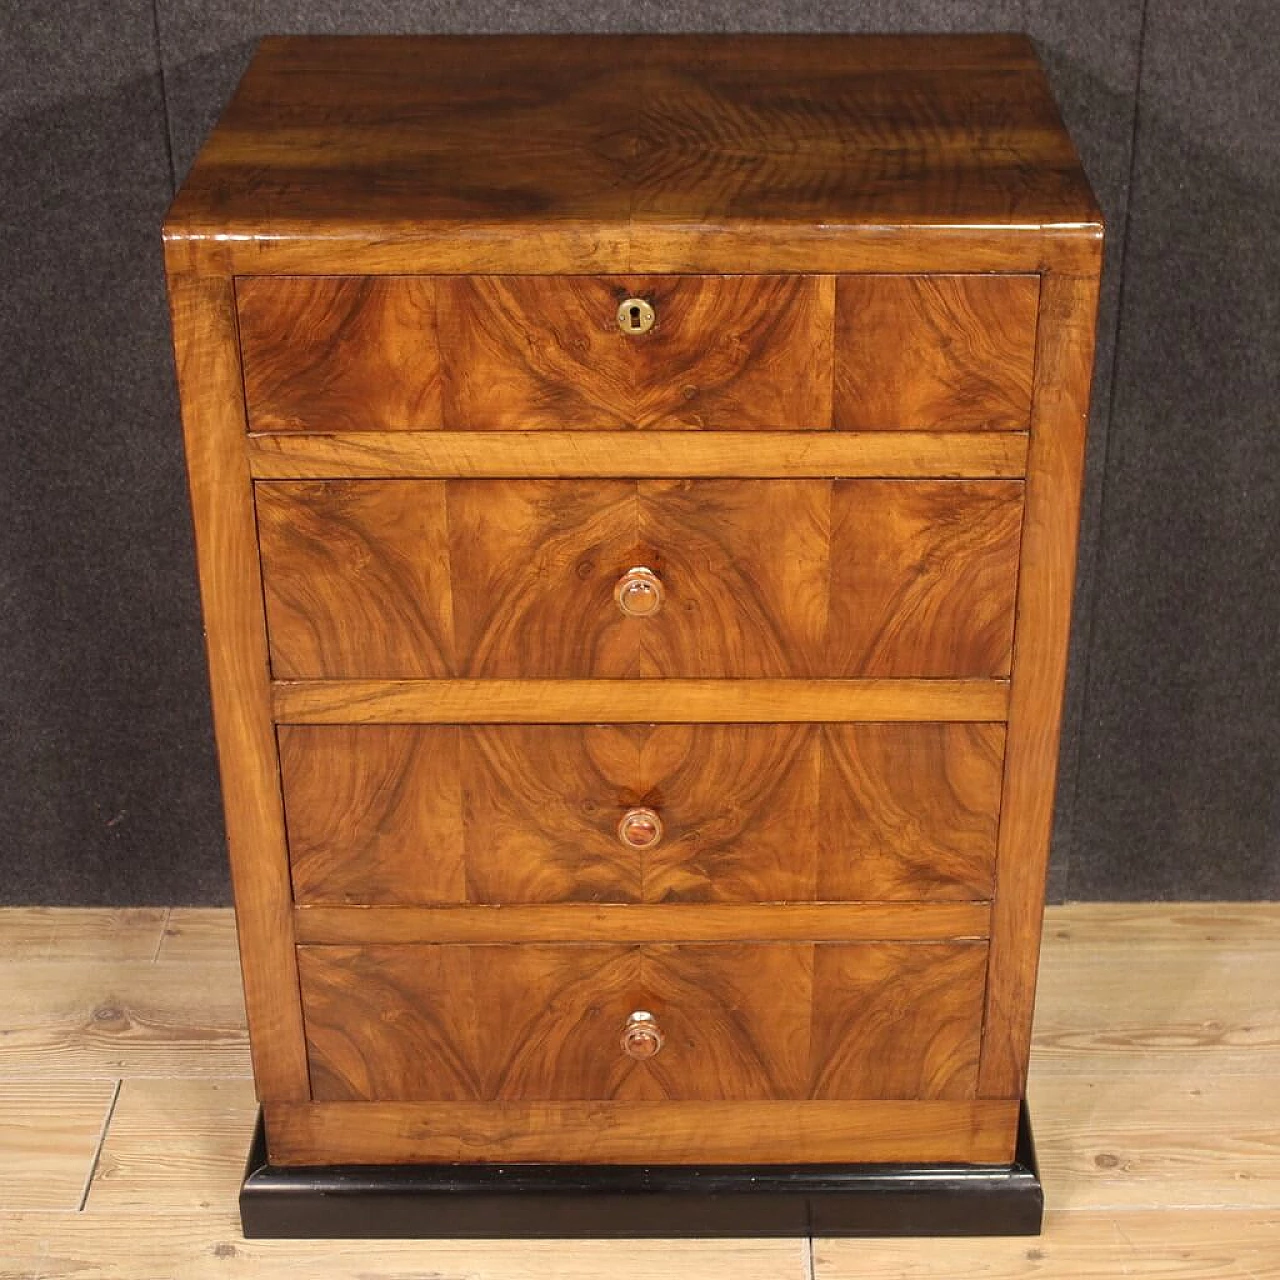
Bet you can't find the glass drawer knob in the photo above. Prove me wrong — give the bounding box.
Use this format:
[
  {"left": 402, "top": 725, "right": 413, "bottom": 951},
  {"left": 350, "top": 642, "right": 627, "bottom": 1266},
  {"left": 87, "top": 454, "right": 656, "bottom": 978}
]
[
  {"left": 621, "top": 1010, "right": 664, "bottom": 1059},
  {"left": 617, "top": 807, "right": 663, "bottom": 850},
  {"left": 615, "top": 566, "right": 664, "bottom": 617}
]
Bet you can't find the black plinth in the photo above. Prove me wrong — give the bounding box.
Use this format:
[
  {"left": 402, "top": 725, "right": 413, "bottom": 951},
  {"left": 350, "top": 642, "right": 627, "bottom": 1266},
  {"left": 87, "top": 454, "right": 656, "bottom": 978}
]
[{"left": 239, "top": 1103, "right": 1042, "bottom": 1238}]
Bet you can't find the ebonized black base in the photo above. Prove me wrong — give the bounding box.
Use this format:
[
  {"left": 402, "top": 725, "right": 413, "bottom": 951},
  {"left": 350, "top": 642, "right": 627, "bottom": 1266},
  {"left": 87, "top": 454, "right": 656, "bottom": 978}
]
[{"left": 239, "top": 1103, "right": 1042, "bottom": 1238}]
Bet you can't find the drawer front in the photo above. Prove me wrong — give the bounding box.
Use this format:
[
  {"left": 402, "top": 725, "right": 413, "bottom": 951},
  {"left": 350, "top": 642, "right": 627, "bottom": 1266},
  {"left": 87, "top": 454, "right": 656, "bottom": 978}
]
[
  {"left": 235, "top": 274, "right": 1036, "bottom": 433},
  {"left": 834, "top": 275, "right": 1039, "bottom": 430},
  {"left": 256, "top": 478, "right": 1023, "bottom": 679},
  {"left": 280, "top": 722, "right": 1004, "bottom": 906},
  {"left": 237, "top": 275, "right": 833, "bottom": 432},
  {"left": 297, "top": 942, "right": 987, "bottom": 1103}
]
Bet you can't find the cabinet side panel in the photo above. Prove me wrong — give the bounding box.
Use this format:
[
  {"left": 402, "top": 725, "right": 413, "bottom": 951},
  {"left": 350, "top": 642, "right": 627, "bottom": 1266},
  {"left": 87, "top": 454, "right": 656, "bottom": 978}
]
[
  {"left": 166, "top": 272, "right": 309, "bottom": 1101},
  {"left": 979, "top": 270, "right": 1101, "bottom": 1097}
]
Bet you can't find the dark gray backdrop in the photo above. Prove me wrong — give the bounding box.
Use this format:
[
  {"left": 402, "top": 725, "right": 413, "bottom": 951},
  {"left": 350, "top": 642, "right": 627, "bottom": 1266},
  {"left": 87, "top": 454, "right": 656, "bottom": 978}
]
[{"left": 2, "top": 2, "right": 1276, "bottom": 905}]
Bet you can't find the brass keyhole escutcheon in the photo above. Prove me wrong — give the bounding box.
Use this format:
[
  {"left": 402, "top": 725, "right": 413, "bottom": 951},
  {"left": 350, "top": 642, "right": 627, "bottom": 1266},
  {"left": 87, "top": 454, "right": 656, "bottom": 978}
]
[{"left": 617, "top": 297, "right": 656, "bottom": 335}]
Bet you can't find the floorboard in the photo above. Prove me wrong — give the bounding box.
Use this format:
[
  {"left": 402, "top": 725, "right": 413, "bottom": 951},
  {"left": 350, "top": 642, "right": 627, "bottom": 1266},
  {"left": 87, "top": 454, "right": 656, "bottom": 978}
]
[
  {"left": 0, "top": 904, "right": 1275, "bottom": 1278},
  {"left": 0, "top": 1082, "right": 118, "bottom": 1212}
]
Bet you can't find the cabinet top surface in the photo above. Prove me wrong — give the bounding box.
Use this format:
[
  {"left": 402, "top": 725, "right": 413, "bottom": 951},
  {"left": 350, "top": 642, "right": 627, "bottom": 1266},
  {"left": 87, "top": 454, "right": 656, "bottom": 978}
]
[{"left": 165, "top": 34, "right": 1102, "bottom": 266}]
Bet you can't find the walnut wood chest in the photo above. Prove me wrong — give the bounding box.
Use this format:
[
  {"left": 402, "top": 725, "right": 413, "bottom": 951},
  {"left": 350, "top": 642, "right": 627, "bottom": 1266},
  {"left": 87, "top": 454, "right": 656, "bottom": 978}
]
[{"left": 165, "top": 33, "right": 1101, "bottom": 1235}]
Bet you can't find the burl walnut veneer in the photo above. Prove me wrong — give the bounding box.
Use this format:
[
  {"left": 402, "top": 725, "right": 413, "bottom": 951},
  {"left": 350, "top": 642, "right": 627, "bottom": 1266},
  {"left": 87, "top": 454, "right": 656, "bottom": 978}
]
[{"left": 165, "top": 33, "right": 1101, "bottom": 1237}]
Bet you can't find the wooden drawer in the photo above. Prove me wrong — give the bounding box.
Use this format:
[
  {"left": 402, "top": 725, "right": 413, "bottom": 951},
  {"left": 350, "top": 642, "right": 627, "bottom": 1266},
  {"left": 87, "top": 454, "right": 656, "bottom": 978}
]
[
  {"left": 256, "top": 478, "right": 1023, "bottom": 679},
  {"left": 297, "top": 941, "right": 988, "bottom": 1103},
  {"left": 280, "top": 722, "right": 1004, "bottom": 906},
  {"left": 835, "top": 275, "right": 1039, "bottom": 431},
  {"left": 237, "top": 275, "right": 833, "bottom": 432},
  {"left": 235, "top": 274, "right": 1037, "bottom": 433}
]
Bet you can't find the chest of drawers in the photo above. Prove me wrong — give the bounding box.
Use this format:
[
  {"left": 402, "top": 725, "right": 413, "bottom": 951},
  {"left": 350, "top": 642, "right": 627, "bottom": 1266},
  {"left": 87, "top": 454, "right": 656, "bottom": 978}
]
[{"left": 165, "top": 33, "right": 1101, "bottom": 1237}]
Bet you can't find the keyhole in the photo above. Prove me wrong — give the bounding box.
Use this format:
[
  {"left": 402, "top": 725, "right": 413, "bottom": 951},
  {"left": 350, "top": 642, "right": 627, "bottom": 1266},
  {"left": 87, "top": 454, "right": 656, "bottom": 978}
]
[{"left": 617, "top": 297, "right": 655, "bottom": 335}]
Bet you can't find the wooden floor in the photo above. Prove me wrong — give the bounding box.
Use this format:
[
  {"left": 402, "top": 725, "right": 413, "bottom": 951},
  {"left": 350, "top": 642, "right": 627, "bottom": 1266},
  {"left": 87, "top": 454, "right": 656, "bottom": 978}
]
[{"left": 0, "top": 905, "right": 1277, "bottom": 1278}]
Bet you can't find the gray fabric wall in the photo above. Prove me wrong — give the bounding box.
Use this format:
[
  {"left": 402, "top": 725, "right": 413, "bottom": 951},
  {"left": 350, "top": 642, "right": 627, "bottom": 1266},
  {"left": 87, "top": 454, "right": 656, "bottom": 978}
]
[{"left": 2, "top": 2, "right": 1275, "bottom": 905}]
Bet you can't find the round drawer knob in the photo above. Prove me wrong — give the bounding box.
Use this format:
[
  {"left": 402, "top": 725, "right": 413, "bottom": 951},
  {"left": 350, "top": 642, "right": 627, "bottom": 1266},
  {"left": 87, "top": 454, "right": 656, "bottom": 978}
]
[
  {"left": 621, "top": 1010, "right": 664, "bottom": 1060},
  {"left": 618, "top": 806, "right": 663, "bottom": 850},
  {"left": 617, "top": 297, "right": 656, "bottom": 335},
  {"left": 615, "top": 566, "right": 664, "bottom": 618}
]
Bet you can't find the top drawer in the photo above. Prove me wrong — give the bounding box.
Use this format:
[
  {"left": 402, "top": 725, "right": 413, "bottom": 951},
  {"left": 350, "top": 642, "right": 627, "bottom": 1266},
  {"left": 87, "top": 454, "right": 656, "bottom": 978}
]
[{"left": 235, "top": 275, "right": 1039, "bottom": 434}]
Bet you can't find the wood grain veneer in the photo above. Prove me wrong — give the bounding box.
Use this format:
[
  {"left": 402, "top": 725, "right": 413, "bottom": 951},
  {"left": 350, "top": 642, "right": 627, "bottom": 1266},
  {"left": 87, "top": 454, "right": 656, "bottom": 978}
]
[
  {"left": 291, "top": 903, "right": 992, "bottom": 945},
  {"left": 163, "top": 34, "right": 1101, "bottom": 277},
  {"left": 833, "top": 276, "right": 1041, "bottom": 431},
  {"left": 269, "top": 678, "right": 1012, "bottom": 725},
  {"left": 166, "top": 276, "right": 308, "bottom": 1101},
  {"left": 245, "top": 430, "right": 1031, "bottom": 480},
  {"left": 435, "top": 276, "right": 833, "bottom": 432},
  {"left": 264, "top": 1099, "right": 1020, "bottom": 1166},
  {"left": 166, "top": 33, "right": 1102, "bottom": 1173},
  {"left": 255, "top": 479, "right": 1024, "bottom": 680},
  {"left": 979, "top": 271, "right": 1101, "bottom": 1097},
  {"left": 239, "top": 273, "right": 1039, "bottom": 435},
  {"left": 296, "top": 942, "right": 988, "bottom": 1103},
  {"left": 239, "top": 275, "right": 833, "bottom": 434},
  {"left": 279, "top": 723, "right": 1005, "bottom": 905},
  {"left": 237, "top": 277, "right": 441, "bottom": 434}
]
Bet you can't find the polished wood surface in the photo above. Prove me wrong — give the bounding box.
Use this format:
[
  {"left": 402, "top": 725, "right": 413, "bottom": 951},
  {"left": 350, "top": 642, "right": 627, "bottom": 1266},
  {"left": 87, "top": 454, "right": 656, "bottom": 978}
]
[
  {"left": 164, "top": 35, "right": 1101, "bottom": 276},
  {"left": 439, "top": 276, "right": 833, "bottom": 431},
  {"left": 240, "top": 275, "right": 833, "bottom": 433},
  {"left": 265, "top": 1099, "right": 1016, "bottom": 1166},
  {"left": 271, "top": 678, "right": 1011, "bottom": 725},
  {"left": 281, "top": 725, "right": 469, "bottom": 907},
  {"left": 171, "top": 226, "right": 1102, "bottom": 279},
  {"left": 256, "top": 479, "right": 1023, "bottom": 679},
  {"left": 166, "top": 32, "right": 1103, "bottom": 1173},
  {"left": 834, "top": 276, "right": 1039, "bottom": 431},
  {"left": 828, "top": 480, "right": 1023, "bottom": 678},
  {"left": 280, "top": 723, "right": 1003, "bottom": 905},
  {"left": 633, "top": 480, "right": 828, "bottom": 678},
  {"left": 257, "top": 480, "right": 453, "bottom": 681},
  {"left": 291, "top": 903, "right": 992, "bottom": 945},
  {"left": 297, "top": 942, "right": 987, "bottom": 1103},
  {"left": 818, "top": 723, "right": 1004, "bottom": 900},
  {"left": 245, "top": 429, "right": 1030, "bottom": 480},
  {"left": 239, "top": 273, "right": 1040, "bottom": 435},
  {"left": 979, "top": 271, "right": 1102, "bottom": 1099},
  {"left": 808, "top": 944, "right": 989, "bottom": 1099},
  {"left": 237, "top": 277, "right": 441, "bottom": 434},
  {"left": 165, "top": 276, "right": 309, "bottom": 1102}
]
